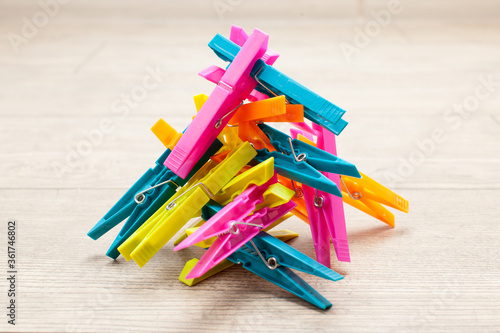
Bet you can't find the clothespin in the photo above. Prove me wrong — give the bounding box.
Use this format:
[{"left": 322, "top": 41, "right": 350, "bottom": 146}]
[
  {"left": 151, "top": 119, "right": 183, "bottom": 150},
  {"left": 296, "top": 125, "right": 351, "bottom": 264},
  {"left": 226, "top": 231, "right": 343, "bottom": 309},
  {"left": 178, "top": 229, "right": 299, "bottom": 287},
  {"left": 228, "top": 96, "right": 303, "bottom": 125},
  {"left": 174, "top": 174, "right": 295, "bottom": 279},
  {"left": 306, "top": 123, "right": 408, "bottom": 226},
  {"left": 117, "top": 142, "right": 257, "bottom": 267},
  {"left": 238, "top": 121, "right": 275, "bottom": 151},
  {"left": 178, "top": 200, "right": 296, "bottom": 279},
  {"left": 211, "top": 157, "right": 275, "bottom": 205},
  {"left": 173, "top": 198, "right": 293, "bottom": 248},
  {"left": 259, "top": 123, "right": 361, "bottom": 178},
  {"left": 340, "top": 172, "right": 409, "bottom": 227},
  {"left": 254, "top": 149, "right": 342, "bottom": 196},
  {"left": 207, "top": 31, "right": 348, "bottom": 135},
  {"left": 165, "top": 29, "right": 269, "bottom": 178},
  {"left": 229, "top": 25, "right": 279, "bottom": 65},
  {"left": 87, "top": 137, "right": 223, "bottom": 259}
]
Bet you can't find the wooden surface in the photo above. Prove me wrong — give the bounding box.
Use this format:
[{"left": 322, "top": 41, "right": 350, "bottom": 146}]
[{"left": 1, "top": 1, "right": 499, "bottom": 332}]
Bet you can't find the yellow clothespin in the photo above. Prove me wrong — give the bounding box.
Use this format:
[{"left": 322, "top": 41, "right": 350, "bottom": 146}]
[
  {"left": 151, "top": 118, "right": 183, "bottom": 150},
  {"left": 212, "top": 157, "right": 275, "bottom": 205},
  {"left": 178, "top": 229, "right": 299, "bottom": 286},
  {"left": 117, "top": 141, "right": 257, "bottom": 267}
]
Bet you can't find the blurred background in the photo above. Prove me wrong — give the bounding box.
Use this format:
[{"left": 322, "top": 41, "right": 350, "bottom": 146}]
[{"left": 1, "top": 1, "right": 499, "bottom": 332}]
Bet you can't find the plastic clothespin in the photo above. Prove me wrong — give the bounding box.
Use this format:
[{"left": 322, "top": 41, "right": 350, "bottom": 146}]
[
  {"left": 238, "top": 121, "right": 275, "bottom": 151},
  {"left": 151, "top": 119, "right": 182, "bottom": 150},
  {"left": 254, "top": 149, "right": 342, "bottom": 196},
  {"left": 178, "top": 229, "right": 299, "bottom": 287},
  {"left": 340, "top": 172, "right": 409, "bottom": 227},
  {"left": 226, "top": 231, "right": 343, "bottom": 309},
  {"left": 117, "top": 142, "right": 257, "bottom": 267},
  {"left": 87, "top": 138, "right": 223, "bottom": 259},
  {"left": 211, "top": 157, "right": 275, "bottom": 205},
  {"left": 173, "top": 197, "right": 293, "bottom": 248},
  {"left": 87, "top": 149, "right": 171, "bottom": 241},
  {"left": 177, "top": 199, "right": 296, "bottom": 280},
  {"left": 207, "top": 32, "right": 348, "bottom": 135},
  {"left": 173, "top": 165, "right": 285, "bottom": 253},
  {"left": 165, "top": 29, "right": 269, "bottom": 178},
  {"left": 296, "top": 125, "right": 350, "bottom": 264},
  {"left": 86, "top": 112, "right": 222, "bottom": 258},
  {"left": 229, "top": 25, "right": 279, "bottom": 65},
  {"left": 259, "top": 123, "right": 361, "bottom": 178}
]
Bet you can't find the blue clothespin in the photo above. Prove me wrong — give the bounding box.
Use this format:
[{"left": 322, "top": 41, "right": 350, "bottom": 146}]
[
  {"left": 254, "top": 150, "right": 342, "bottom": 196},
  {"left": 258, "top": 123, "right": 361, "bottom": 178},
  {"left": 208, "top": 34, "right": 348, "bottom": 135},
  {"left": 87, "top": 139, "right": 223, "bottom": 259},
  {"left": 227, "top": 231, "right": 343, "bottom": 309},
  {"left": 87, "top": 149, "right": 172, "bottom": 240}
]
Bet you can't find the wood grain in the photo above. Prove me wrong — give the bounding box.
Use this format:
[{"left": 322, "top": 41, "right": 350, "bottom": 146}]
[{"left": 1, "top": 1, "right": 499, "bottom": 332}]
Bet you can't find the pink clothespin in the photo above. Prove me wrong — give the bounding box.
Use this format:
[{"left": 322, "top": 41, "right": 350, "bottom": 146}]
[
  {"left": 199, "top": 26, "right": 279, "bottom": 104},
  {"left": 300, "top": 124, "right": 350, "bottom": 267},
  {"left": 181, "top": 201, "right": 295, "bottom": 279},
  {"left": 165, "top": 29, "right": 269, "bottom": 178},
  {"left": 174, "top": 174, "right": 296, "bottom": 279},
  {"left": 229, "top": 26, "right": 279, "bottom": 66}
]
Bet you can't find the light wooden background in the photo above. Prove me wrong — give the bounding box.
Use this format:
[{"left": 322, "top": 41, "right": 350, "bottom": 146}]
[{"left": 1, "top": 0, "right": 499, "bottom": 332}]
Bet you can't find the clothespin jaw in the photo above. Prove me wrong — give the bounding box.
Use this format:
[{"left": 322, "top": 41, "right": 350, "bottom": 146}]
[
  {"left": 178, "top": 229, "right": 299, "bottom": 287},
  {"left": 340, "top": 172, "right": 408, "bottom": 227},
  {"left": 258, "top": 123, "right": 361, "bottom": 178},
  {"left": 87, "top": 149, "right": 171, "bottom": 241},
  {"left": 226, "top": 231, "right": 340, "bottom": 309},
  {"left": 165, "top": 29, "right": 269, "bottom": 178},
  {"left": 118, "top": 142, "right": 257, "bottom": 267},
  {"left": 250, "top": 232, "right": 343, "bottom": 281},
  {"left": 255, "top": 149, "right": 342, "bottom": 196}
]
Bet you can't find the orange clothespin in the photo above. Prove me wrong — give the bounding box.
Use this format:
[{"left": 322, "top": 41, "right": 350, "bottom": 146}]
[
  {"left": 277, "top": 175, "right": 309, "bottom": 224},
  {"left": 340, "top": 173, "right": 409, "bottom": 227},
  {"left": 229, "top": 96, "right": 303, "bottom": 125}
]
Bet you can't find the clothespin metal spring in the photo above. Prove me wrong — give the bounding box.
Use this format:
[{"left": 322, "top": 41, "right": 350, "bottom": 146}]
[
  {"left": 215, "top": 101, "right": 244, "bottom": 128},
  {"left": 249, "top": 239, "right": 279, "bottom": 270},
  {"left": 166, "top": 182, "right": 216, "bottom": 210},
  {"left": 135, "top": 180, "right": 179, "bottom": 204},
  {"left": 340, "top": 176, "right": 362, "bottom": 200}
]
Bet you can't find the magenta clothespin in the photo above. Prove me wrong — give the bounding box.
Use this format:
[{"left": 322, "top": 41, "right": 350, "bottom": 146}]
[
  {"left": 229, "top": 26, "right": 279, "bottom": 66},
  {"left": 164, "top": 29, "right": 269, "bottom": 178},
  {"left": 181, "top": 201, "right": 296, "bottom": 279},
  {"left": 175, "top": 174, "right": 277, "bottom": 252},
  {"left": 199, "top": 26, "right": 279, "bottom": 104},
  {"left": 311, "top": 123, "right": 350, "bottom": 263},
  {"left": 302, "top": 184, "right": 333, "bottom": 266}
]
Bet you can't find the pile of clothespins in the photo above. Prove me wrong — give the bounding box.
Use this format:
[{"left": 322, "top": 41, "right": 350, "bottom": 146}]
[{"left": 88, "top": 26, "right": 409, "bottom": 309}]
